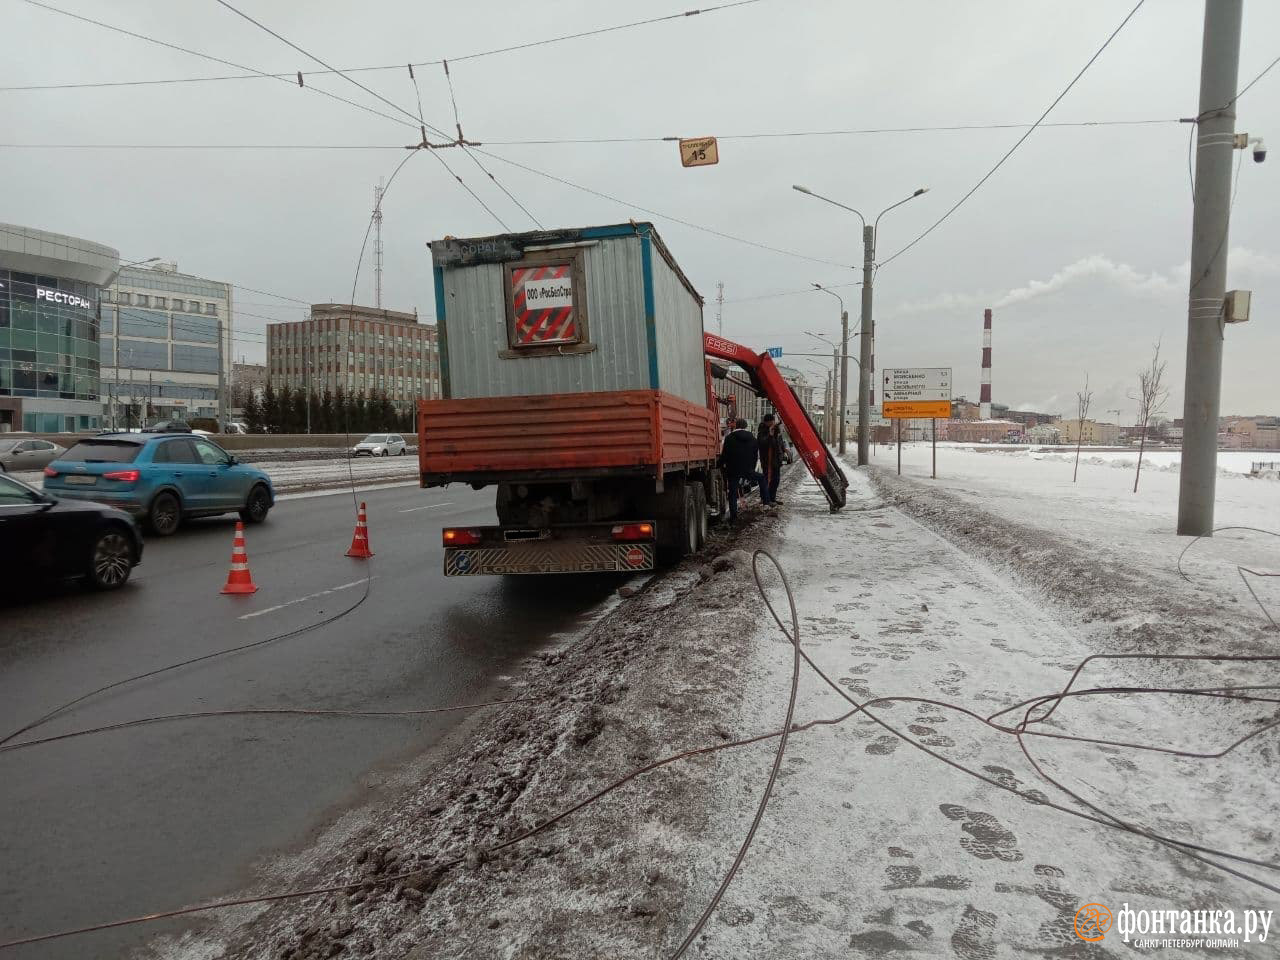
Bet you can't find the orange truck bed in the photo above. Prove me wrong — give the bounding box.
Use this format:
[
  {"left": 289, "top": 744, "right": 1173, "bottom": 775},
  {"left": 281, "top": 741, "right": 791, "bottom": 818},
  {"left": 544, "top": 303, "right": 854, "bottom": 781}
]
[{"left": 418, "top": 389, "right": 719, "bottom": 486}]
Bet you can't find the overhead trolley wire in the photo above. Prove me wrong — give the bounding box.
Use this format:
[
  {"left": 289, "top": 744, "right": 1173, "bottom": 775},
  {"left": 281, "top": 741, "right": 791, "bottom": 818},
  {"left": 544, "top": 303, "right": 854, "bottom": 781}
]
[
  {"left": 0, "top": 0, "right": 772, "bottom": 94},
  {"left": 482, "top": 117, "right": 1181, "bottom": 146},
  {"left": 209, "top": 0, "right": 446, "bottom": 137},
  {"left": 878, "top": 0, "right": 1148, "bottom": 269},
  {"left": 14, "top": 0, "right": 420, "bottom": 132},
  {"left": 472, "top": 147, "right": 853, "bottom": 269},
  {"left": 0, "top": 118, "right": 1183, "bottom": 152}
]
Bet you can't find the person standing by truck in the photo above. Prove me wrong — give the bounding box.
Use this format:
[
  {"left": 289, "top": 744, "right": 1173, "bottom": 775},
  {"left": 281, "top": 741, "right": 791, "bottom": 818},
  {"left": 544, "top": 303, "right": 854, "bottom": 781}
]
[
  {"left": 757, "top": 413, "right": 786, "bottom": 507},
  {"left": 719, "top": 418, "right": 760, "bottom": 524}
]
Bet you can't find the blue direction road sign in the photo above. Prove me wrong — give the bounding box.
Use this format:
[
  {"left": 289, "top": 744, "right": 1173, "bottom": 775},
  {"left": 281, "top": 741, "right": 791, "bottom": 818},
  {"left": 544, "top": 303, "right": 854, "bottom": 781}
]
[{"left": 766, "top": 346, "right": 783, "bottom": 358}]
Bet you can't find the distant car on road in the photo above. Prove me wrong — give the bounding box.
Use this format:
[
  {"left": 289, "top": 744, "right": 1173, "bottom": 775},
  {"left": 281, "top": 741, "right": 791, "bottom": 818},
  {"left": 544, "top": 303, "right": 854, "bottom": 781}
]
[
  {"left": 43, "top": 433, "right": 275, "bottom": 536},
  {"left": 0, "top": 438, "right": 66, "bottom": 473},
  {"left": 351, "top": 433, "right": 408, "bottom": 457},
  {"left": 142, "top": 420, "right": 193, "bottom": 433},
  {"left": 0, "top": 472, "right": 142, "bottom": 590}
]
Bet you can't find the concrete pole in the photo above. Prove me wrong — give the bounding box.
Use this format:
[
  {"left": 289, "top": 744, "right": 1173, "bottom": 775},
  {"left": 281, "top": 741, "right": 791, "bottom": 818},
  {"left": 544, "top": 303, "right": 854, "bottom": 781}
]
[
  {"left": 825, "top": 372, "right": 832, "bottom": 442},
  {"left": 857, "top": 225, "right": 874, "bottom": 465},
  {"left": 216, "top": 316, "right": 227, "bottom": 430},
  {"left": 1177, "top": 0, "right": 1243, "bottom": 537},
  {"left": 838, "top": 309, "right": 849, "bottom": 455}
]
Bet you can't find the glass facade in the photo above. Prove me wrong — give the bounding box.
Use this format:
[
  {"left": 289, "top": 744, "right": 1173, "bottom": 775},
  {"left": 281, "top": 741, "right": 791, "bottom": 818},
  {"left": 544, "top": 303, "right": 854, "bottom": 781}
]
[
  {"left": 0, "top": 269, "right": 102, "bottom": 405},
  {"left": 172, "top": 343, "right": 218, "bottom": 374}
]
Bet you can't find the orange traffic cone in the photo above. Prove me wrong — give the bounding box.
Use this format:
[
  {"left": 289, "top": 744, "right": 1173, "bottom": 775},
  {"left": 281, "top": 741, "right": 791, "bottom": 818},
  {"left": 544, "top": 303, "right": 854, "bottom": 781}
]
[
  {"left": 221, "top": 521, "right": 259, "bottom": 595},
  {"left": 346, "top": 501, "right": 374, "bottom": 558}
]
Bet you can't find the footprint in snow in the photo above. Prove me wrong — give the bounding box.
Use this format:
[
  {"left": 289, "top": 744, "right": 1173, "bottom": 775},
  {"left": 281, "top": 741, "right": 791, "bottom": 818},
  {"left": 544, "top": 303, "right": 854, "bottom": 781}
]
[{"left": 939, "top": 803, "right": 1025, "bottom": 863}]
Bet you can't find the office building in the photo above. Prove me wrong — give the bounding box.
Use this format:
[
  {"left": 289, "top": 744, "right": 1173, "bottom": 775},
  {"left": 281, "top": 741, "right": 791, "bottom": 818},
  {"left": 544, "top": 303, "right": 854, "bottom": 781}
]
[
  {"left": 100, "top": 262, "right": 233, "bottom": 426},
  {"left": 1, "top": 223, "right": 119, "bottom": 432},
  {"left": 267, "top": 303, "right": 440, "bottom": 409}
]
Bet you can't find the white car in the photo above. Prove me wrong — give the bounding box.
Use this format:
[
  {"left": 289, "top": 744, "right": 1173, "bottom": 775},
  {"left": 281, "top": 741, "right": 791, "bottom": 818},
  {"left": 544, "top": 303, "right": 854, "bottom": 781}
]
[{"left": 351, "top": 433, "right": 408, "bottom": 457}]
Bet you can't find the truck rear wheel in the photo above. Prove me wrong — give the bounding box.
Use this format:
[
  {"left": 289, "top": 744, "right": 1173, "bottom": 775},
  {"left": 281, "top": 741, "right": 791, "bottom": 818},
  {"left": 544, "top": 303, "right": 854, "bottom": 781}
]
[{"left": 657, "top": 483, "right": 697, "bottom": 564}]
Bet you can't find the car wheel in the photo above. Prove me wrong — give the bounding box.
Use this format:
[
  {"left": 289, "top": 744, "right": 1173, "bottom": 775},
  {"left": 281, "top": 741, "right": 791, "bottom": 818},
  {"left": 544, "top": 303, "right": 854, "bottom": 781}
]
[
  {"left": 89, "top": 528, "right": 134, "bottom": 589},
  {"left": 148, "top": 491, "right": 181, "bottom": 536},
  {"left": 399, "top": 447, "right": 407, "bottom": 455},
  {"left": 240, "top": 484, "right": 271, "bottom": 524},
  {"left": 382, "top": 449, "right": 390, "bottom": 457}
]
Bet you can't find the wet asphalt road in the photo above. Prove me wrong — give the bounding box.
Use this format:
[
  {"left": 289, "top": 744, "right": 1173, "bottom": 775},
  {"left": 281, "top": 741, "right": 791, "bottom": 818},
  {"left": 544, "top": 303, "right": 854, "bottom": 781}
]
[{"left": 0, "top": 482, "right": 623, "bottom": 959}]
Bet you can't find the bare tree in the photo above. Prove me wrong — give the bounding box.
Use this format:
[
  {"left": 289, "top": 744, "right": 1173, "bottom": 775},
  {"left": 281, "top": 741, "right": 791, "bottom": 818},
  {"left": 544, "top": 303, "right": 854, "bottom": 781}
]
[
  {"left": 1073, "top": 373, "right": 1092, "bottom": 483},
  {"left": 1130, "top": 340, "right": 1169, "bottom": 493}
]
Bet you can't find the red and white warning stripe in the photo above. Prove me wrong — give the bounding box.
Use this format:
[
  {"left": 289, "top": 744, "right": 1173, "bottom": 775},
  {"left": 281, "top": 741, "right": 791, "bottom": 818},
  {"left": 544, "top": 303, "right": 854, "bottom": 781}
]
[{"left": 512, "top": 264, "right": 576, "bottom": 344}]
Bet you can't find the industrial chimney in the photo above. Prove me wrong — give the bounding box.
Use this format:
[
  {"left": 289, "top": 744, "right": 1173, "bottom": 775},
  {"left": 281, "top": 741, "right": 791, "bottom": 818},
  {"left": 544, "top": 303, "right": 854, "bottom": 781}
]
[{"left": 979, "top": 308, "right": 992, "bottom": 420}]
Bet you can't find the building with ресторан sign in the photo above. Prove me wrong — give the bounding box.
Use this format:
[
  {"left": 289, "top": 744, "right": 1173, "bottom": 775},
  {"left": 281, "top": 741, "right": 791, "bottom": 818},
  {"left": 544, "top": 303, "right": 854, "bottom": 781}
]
[
  {"left": 267, "top": 303, "right": 441, "bottom": 410},
  {"left": 100, "top": 261, "right": 233, "bottom": 427},
  {"left": 0, "top": 223, "right": 121, "bottom": 433}
]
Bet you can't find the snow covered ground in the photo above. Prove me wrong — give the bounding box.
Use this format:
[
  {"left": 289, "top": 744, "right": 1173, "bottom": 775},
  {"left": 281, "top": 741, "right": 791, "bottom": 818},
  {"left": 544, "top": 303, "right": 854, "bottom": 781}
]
[
  {"left": 873, "top": 442, "right": 1280, "bottom": 634},
  {"left": 694, "top": 463, "right": 1278, "bottom": 957}
]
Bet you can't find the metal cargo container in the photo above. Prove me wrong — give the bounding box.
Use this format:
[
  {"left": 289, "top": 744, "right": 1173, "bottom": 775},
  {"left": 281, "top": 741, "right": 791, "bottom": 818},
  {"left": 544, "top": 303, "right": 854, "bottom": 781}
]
[{"left": 429, "top": 223, "right": 707, "bottom": 407}]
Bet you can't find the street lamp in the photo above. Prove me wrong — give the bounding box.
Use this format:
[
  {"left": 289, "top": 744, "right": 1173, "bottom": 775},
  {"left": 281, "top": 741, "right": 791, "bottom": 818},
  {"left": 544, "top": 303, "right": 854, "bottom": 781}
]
[
  {"left": 812, "top": 283, "right": 850, "bottom": 455},
  {"left": 793, "top": 184, "right": 929, "bottom": 465},
  {"left": 803, "top": 333, "right": 840, "bottom": 444},
  {"left": 800, "top": 358, "right": 835, "bottom": 444}
]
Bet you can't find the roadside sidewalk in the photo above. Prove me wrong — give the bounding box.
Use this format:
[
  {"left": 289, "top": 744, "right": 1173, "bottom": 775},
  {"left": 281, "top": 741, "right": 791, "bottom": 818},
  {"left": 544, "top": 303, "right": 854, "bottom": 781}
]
[{"left": 692, "top": 466, "right": 1276, "bottom": 958}]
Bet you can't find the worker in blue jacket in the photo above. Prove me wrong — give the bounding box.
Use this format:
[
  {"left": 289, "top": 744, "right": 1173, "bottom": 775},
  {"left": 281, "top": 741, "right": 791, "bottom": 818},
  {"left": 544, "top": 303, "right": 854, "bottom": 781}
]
[{"left": 719, "top": 418, "right": 760, "bottom": 524}]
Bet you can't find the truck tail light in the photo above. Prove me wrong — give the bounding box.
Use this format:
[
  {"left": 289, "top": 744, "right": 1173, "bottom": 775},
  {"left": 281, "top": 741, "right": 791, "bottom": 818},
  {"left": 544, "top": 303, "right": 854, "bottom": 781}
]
[
  {"left": 611, "top": 522, "right": 654, "bottom": 542},
  {"left": 103, "top": 469, "right": 141, "bottom": 483},
  {"left": 43, "top": 466, "right": 58, "bottom": 477},
  {"left": 442, "top": 528, "right": 481, "bottom": 546}
]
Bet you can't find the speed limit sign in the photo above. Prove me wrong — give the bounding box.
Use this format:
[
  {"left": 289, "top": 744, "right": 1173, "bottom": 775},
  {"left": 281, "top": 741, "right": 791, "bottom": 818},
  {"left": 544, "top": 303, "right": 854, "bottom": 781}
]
[{"left": 679, "top": 136, "right": 719, "bottom": 167}]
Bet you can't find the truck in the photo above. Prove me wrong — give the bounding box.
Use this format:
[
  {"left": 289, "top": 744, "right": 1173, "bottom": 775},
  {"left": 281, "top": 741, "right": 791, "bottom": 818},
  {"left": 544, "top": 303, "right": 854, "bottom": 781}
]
[{"left": 417, "top": 222, "right": 846, "bottom": 576}]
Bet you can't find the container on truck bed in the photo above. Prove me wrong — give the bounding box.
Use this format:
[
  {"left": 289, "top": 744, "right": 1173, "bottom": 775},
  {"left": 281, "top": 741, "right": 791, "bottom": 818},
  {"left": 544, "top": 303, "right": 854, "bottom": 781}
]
[{"left": 420, "top": 222, "right": 726, "bottom": 575}]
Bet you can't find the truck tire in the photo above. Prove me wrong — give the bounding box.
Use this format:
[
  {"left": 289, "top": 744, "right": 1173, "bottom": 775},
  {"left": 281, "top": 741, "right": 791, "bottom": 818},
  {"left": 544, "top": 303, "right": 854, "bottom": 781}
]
[
  {"left": 707, "top": 471, "right": 728, "bottom": 527},
  {"left": 692, "top": 482, "right": 708, "bottom": 550},
  {"left": 657, "top": 482, "right": 697, "bottom": 565}
]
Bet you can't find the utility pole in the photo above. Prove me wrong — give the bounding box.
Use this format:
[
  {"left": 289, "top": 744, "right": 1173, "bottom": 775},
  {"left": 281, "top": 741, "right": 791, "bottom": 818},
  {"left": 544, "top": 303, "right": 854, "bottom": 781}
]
[
  {"left": 839, "top": 308, "right": 849, "bottom": 456},
  {"left": 825, "top": 371, "right": 834, "bottom": 443},
  {"left": 858, "top": 225, "right": 873, "bottom": 465},
  {"left": 373, "top": 178, "right": 385, "bottom": 309},
  {"left": 1178, "top": 0, "right": 1243, "bottom": 537},
  {"left": 217, "top": 315, "right": 227, "bottom": 430},
  {"left": 715, "top": 281, "right": 724, "bottom": 335}
]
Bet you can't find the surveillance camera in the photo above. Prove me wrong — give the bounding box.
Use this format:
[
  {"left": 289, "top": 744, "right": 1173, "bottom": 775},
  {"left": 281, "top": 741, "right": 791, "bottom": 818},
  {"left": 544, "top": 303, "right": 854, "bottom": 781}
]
[{"left": 1252, "top": 137, "right": 1267, "bottom": 163}]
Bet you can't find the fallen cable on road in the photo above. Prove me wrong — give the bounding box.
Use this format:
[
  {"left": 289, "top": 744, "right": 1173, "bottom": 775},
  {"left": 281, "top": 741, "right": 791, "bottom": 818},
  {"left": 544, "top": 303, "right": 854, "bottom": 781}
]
[
  {"left": 0, "top": 700, "right": 535, "bottom": 754},
  {"left": 0, "top": 587, "right": 373, "bottom": 749},
  {"left": 4, "top": 550, "right": 1279, "bottom": 951}
]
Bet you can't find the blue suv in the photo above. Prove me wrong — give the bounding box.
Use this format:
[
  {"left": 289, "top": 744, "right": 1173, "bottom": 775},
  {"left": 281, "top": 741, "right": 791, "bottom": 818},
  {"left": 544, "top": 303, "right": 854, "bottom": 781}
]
[{"left": 44, "top": 434, "right": 275, "bottom": 536}]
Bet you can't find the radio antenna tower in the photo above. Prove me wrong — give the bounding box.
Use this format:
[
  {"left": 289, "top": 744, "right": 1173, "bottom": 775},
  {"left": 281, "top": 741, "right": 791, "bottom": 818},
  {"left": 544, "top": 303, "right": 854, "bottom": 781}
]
[
  {"left": 372, "top": 177, "right": 385, "bottom": 308},
  {"left": 715, "top": 281, "right": 724, "bottom": 334}
]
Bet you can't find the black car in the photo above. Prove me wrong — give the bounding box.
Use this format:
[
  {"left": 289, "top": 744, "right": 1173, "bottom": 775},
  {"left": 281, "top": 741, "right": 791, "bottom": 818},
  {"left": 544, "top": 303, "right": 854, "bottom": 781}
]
[
  {"left": 0, "top": 473, "right": 142, "bottom": 590},
  {"left": 142, "top": 420, "right": 193, "bottom": 433}
]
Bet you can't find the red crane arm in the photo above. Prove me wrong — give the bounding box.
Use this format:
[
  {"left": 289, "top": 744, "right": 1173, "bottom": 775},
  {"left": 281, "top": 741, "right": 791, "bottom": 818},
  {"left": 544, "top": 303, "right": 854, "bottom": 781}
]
[{"left": 704, "top": 333, "right": 848, "bottom": 510}]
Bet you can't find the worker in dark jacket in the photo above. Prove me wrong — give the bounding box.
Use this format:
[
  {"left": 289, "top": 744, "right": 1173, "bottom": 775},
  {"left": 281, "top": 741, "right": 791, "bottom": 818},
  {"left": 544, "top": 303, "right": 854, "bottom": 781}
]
[
  {"left": 757, "top": 413, "right": 786, "bottom": 506},
  {"left": 719, "top": 418, "right": 760, "bottom": 524}
]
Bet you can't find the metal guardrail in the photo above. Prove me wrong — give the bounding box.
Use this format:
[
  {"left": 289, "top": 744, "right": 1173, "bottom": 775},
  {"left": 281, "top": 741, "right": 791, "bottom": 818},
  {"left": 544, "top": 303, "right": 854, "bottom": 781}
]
[{"left": 1251, "top": 461, "right": 1279, "bottom": 475}]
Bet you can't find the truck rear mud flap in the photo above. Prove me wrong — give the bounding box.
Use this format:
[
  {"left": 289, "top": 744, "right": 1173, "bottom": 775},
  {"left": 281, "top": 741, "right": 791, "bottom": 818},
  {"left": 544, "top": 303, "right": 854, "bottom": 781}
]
[{"left": 443, "top": 523, "right": 656, "bottom": 576}]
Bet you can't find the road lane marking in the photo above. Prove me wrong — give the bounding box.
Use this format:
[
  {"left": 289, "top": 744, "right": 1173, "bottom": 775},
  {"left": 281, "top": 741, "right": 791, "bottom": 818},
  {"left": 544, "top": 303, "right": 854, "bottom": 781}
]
[
  {"left": 276, "top": 481, "right": 419, "bottom": 502},
  {"left": 238, "top": 577, "right": 375, "bottom": 620},
  {"left": 399, "top": 502, "right": 454, "bottom": 513}
]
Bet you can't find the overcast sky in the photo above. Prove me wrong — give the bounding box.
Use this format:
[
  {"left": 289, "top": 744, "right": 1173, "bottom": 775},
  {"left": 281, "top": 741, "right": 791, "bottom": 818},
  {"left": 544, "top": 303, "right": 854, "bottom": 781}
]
[{"left": 4, "top": 0, "right": 1278, "bottom": 419}]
